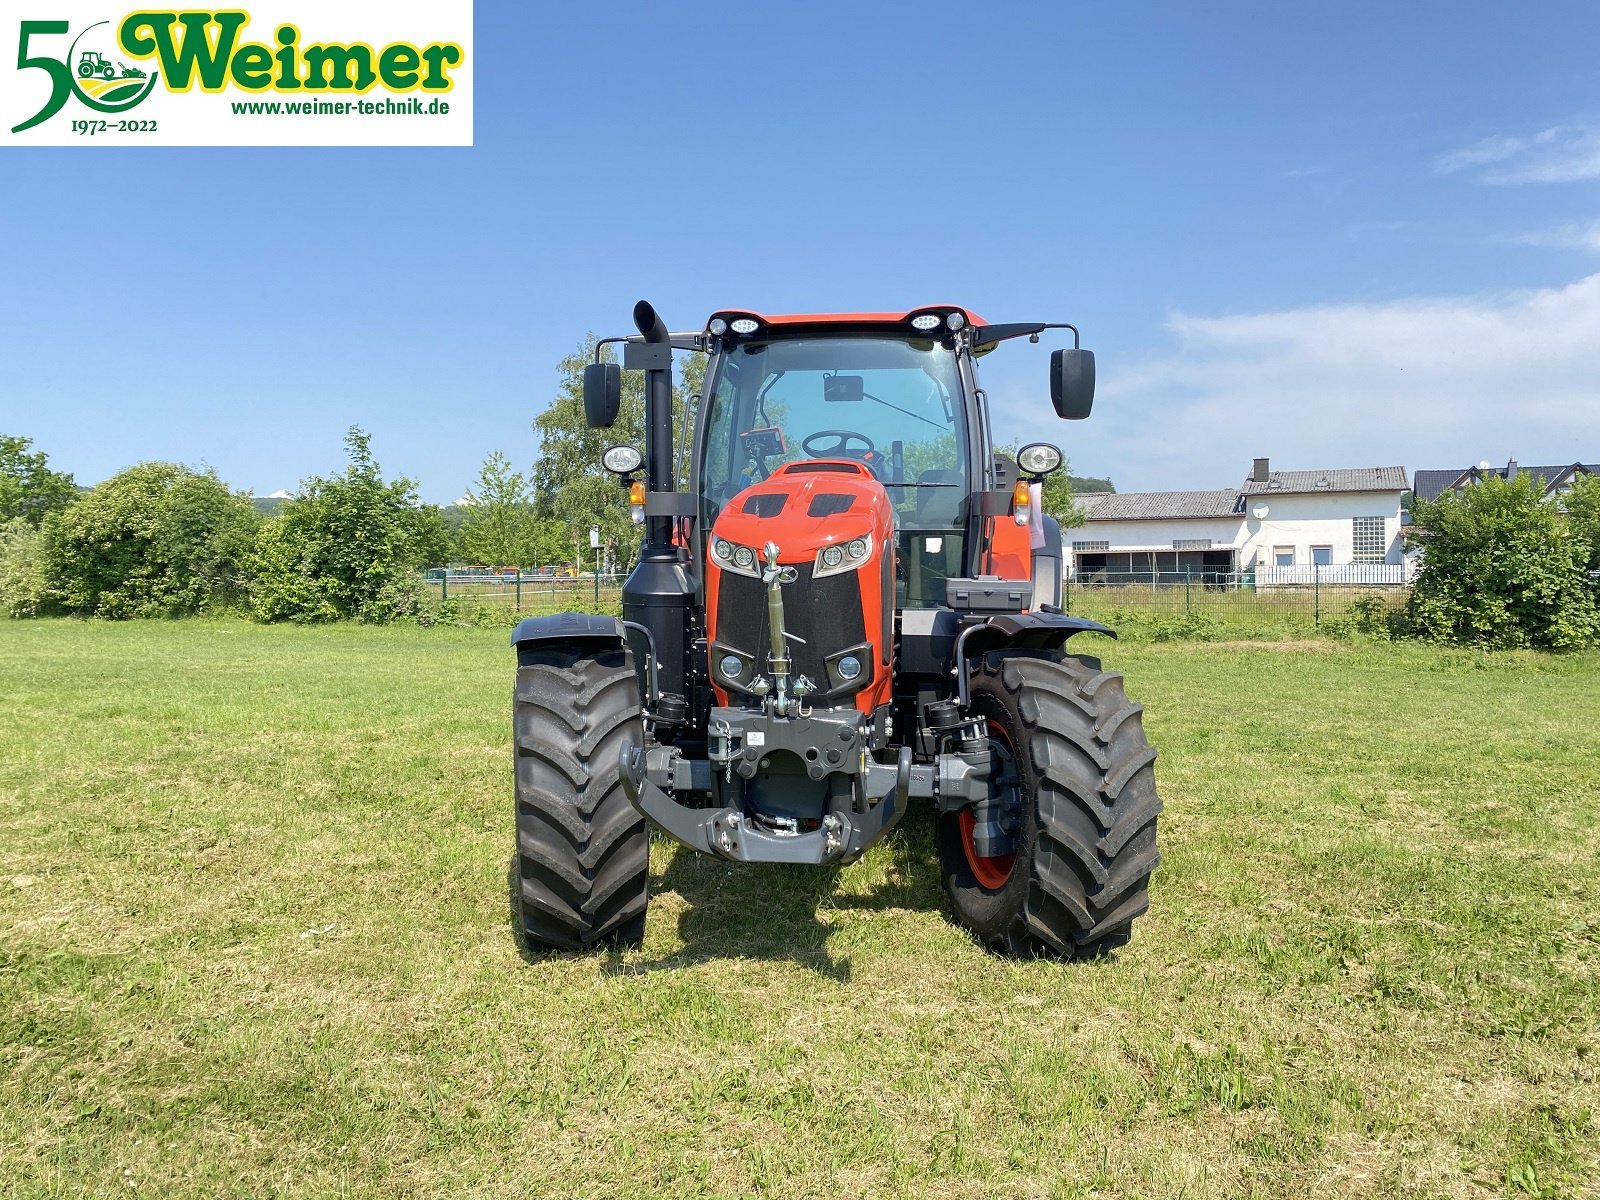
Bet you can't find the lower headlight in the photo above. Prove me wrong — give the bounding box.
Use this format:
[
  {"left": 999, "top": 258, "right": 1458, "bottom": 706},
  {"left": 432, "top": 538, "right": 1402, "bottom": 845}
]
[
  {"left": 720, "top": 655, "right": 744, "bottom": 679},
  {"left": 836, "top": 655, "right": 862, "bottom": 681}
]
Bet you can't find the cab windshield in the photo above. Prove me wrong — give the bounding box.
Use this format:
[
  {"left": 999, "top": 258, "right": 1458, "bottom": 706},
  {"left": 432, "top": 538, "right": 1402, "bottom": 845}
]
[{"left": 699, "top": 336, "right": 969, "bottom": 534}]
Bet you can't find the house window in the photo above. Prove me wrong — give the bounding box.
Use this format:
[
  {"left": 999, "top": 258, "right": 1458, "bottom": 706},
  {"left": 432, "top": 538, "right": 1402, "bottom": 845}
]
[
  {"left": 1311, "top": 546, "right": 1332, "bottom": 567},
  {"left": 1072, "top": 540, "right": 1110, "bottom": 553},
  {"left": 1173, "top": 539, "right": 1213, "bottom": 550},
  {"left": 1351, "top": 516, "right": 1386, "bottom": 562},
  {"left": 1273, "top": 546, "right": 1295, "bottom": 567}
]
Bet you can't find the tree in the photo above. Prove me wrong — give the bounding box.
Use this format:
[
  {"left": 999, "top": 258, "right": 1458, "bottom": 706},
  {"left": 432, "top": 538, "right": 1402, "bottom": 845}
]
[
  {"left": 1068, "top": 473, "right": 1115, "bottom": 494},
  {"left": 40, "top": 462, "right": 258, "bottom": 618},
  {"left": 1040, "top": 471, "right": 1087, "bottom": 529},
  {"left": 531, "top": 340, "right": 702, "bottom": 570},
  {"left": 461, "top": 451, "right": 540, "bottom": 567},
  {"left": 1408, "top": 473, "right": 1598, "bottom": 650},
  {"left": 250, "top": 427, "right": 438, "bottom": 623},
  {"left": 0, "top": 435, "right": 76, "bottom": 526}
]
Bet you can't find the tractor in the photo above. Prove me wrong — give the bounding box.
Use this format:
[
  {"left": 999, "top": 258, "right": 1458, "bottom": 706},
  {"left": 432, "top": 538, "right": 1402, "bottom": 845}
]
[
  {"left": 510, "top": 302, "right": 1161, "bottom": 959},
  {"left": 77, "top": 51, "right": 117, "bottom": 81}
]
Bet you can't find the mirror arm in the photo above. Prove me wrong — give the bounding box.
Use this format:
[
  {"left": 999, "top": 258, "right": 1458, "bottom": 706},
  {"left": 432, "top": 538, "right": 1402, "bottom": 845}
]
[
  {"left": 594, "top": 335, "right": 629, "bottom": 365},
  {"left": 971, "top": 321, "right": 1080, "bottom": 350}
]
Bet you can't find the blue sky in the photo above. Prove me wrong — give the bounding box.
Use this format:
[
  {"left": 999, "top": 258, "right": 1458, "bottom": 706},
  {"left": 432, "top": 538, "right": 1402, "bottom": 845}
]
[{"left": 3, "top": 0, "right": 1598, "bottom": 501}]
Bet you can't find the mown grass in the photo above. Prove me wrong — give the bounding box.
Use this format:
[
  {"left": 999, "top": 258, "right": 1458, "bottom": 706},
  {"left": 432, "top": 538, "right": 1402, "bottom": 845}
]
[{"left": 1, "top": 620, "right": 1596, "bottom": 1199}]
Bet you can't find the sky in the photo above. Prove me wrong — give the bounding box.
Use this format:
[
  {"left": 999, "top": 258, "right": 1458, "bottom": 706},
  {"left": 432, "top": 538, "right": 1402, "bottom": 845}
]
[{"left": 2, "top": 0, "right": 1598, "bottom": 502}]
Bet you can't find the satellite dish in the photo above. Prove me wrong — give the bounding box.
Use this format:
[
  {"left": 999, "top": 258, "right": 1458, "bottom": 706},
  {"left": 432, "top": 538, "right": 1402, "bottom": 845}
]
[{"left": 1251, "top": 501, "right": 1270, "bottom": 519}]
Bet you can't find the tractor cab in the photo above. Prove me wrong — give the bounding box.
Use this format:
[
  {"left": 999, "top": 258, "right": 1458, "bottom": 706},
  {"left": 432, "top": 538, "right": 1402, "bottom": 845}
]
[
  {"left": 695, "top": 314, "right": 975, "bottom": 610},
  {"left": 508, "top": 301, "right": 1160, "bottom": 962}
]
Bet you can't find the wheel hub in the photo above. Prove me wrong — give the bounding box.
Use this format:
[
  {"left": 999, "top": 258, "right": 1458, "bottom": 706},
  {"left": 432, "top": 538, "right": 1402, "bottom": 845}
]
[{"left": 960, "top": 721, "right": 1020, "bottom": 888}]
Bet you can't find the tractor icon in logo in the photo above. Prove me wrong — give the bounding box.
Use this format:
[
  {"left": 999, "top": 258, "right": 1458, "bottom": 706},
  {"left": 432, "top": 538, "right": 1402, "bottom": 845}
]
[
  {"left": 77, "top": 51, "right": 146, "bottom": 83},
  {"left": 69, "top": 23, "right": 157, "bottom": 109}
]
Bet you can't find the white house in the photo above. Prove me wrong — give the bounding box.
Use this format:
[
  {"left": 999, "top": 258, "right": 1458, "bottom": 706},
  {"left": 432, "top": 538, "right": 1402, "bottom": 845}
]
[{"left": 1070, "top": 459, "right": 1409, "bottom": 585}]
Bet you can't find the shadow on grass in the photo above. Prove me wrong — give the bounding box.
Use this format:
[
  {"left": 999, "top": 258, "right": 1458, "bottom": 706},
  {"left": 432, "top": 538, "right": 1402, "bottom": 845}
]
[{"left": 605, "top": 807, "right": 948, "bottom": 981}]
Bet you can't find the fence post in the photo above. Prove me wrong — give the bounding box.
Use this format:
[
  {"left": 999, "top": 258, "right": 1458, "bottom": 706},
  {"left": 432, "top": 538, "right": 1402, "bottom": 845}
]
[
  {"left": 515, "top": 572, "right": 521, "bottom": 611},
  {"left": 440, "top": 574, "right": 447, "bottom": 604},
  {"left": 1185, "top": 567, "right": 1192, "bottom": 614},
  {"left": 1314, "top": 563, "right": 1320, "bottom": 626}
]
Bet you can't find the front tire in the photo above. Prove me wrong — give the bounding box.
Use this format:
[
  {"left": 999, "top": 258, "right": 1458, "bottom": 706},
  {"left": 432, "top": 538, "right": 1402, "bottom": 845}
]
[
  {"left": 937, "top": 649, "right": 1161, "bottom": 958},
  {"left": 511, "top": 643, "right": 649, "bottom": 953}
]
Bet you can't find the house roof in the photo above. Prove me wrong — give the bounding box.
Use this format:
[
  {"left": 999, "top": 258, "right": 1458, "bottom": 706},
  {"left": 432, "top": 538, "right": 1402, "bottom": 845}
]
[
  {"left": 1412, "top": 462, "right": 1597, "bottom": 503},
  {"left": 1239, "top": 466, "right": 1408, "bottom": 495},
  {"left": 1081, "top": 489, "right": 1242, "bottom": 521}
]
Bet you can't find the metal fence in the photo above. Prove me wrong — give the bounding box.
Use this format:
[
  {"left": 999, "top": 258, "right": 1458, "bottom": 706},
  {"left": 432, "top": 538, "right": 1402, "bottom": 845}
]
[
  {"left": 1064, "top": 567, "right": 1410, "bottom": 635},
  {"left": 421, "top": 565, "right": 1411, "bottom": 635},
  {"left": 423, "top": 570, "right": 626, "bottom": 614}
]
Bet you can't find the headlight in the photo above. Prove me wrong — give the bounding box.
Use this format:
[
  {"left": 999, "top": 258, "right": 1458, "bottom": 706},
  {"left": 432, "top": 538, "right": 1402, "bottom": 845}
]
[
  {"left": 720, "top": 655, "right": 744, "bottom": 679},
  {"left": 602, "top": 444, "right": 644, "bottom": 475},
  {"left": 1016, "top": 442, "right": 1064, "bottom": 476},
  {"left": 815, "top": 533, "right": 872, "bottom": 578},
  {"left": 712, "top": 537, "right": 761, "bottom": 578}
]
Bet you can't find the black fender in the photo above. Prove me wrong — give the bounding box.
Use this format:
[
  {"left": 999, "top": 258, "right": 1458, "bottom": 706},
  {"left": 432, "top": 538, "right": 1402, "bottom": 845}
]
[
  {"left": 952, "top": 611, "right": 1115, "bottom": 708},
  {"left": 510, "top": 612, "right": 626, "bottom": 654},
  {"left": 983, "top": 611, "right": 1115, "bottom": 646},
  {"left": 957, "top": 610, "right": 1116, "bottom": 672},
  {"left": 511, "top": 612, "right": 657, "bottom": 705}
]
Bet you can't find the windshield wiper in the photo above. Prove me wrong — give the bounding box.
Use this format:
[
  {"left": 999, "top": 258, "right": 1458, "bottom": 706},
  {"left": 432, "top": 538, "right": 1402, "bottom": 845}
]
[{"left": 862, "top": 389, "right": 945, "bottom": 432}]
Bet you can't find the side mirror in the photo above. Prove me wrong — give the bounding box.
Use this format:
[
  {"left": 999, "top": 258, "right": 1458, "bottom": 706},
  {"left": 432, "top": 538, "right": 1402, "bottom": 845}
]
[
  {"left": 583, "top": 362, "right": 622, "bottom": 428},
  {"left": 824, "top": 375, "right": 864, "bottom": 403},
  {"left": 1050, "top": 348, "right": 1095, "bottom": 420}
]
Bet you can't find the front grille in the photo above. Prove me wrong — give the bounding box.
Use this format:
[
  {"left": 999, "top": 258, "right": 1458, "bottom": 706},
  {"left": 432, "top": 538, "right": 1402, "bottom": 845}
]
[{"left": 715, "top": 561, "right": 866, "bottom": 689}]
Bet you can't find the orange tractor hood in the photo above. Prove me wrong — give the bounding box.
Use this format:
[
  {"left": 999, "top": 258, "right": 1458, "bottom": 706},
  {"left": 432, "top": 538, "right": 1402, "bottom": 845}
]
[{"left": 711, "top": 461, "right": 891, "bottom": 561}]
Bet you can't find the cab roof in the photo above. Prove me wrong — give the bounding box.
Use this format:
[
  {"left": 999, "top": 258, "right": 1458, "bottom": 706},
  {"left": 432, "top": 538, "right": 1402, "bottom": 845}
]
[{"left": 707, "top": 305, "right": 986, "bottom": 330}]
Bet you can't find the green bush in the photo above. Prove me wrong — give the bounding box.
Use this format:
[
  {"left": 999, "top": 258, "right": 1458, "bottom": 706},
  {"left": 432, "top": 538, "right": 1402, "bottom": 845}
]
[
  {"left": 0, "top": 518, "right": 50, "bottom": 618},
  {"left": 1408, "top": 473, "right": 1598, "bottom": 650},
  {"left": 38, "top": 463, "right": 258, "bottom": 619},
  {"left": 250, "top": 428, "right": 440, "bottom": 624}
]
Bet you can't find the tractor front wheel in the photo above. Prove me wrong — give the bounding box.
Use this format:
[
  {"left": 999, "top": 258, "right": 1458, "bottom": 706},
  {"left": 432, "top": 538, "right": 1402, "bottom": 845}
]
[
  {"left": 936, "top": 649, "right": 1161, "bottom": 958},
  {"left": 510, "top": 643, "right": 649, "bottom": 954}
]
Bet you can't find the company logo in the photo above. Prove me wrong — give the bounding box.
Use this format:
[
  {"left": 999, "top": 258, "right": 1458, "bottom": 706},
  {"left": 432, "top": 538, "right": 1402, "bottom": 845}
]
[
  {"left": 13, "top": 19, "right": 161, "bottom": 131},
  {"left": 5, "top": 5, "right": 472, "bottom": 146}
]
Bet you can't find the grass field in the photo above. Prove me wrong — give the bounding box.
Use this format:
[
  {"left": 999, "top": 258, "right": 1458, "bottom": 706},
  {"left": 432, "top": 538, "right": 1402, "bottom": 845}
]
[{"left": 2, "top": 621, "right": 1597, "bottom": 1199}]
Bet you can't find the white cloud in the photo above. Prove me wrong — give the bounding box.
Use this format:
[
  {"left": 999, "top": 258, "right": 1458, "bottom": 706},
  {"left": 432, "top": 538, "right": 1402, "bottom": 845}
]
[
  {"left": 1435, "top": 124, "right": 1600, "bottom": 184},
  {"left": 1511, "top": 219, "right": 1600, "bottom": 253},
  {"left": 1053, "top": 275, "right": 1600, "bottom": 492}
]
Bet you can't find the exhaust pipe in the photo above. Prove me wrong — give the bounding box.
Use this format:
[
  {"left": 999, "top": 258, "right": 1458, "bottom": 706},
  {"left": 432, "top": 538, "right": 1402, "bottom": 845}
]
[{"left": 633, "top": 300, "right": 669, "bottom": 344}]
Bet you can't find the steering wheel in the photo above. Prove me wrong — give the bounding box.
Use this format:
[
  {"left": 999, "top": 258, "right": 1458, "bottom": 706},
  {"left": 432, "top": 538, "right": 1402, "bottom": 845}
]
[{"left": 801, "top": 429, "right": 877, "bottom": 459}]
